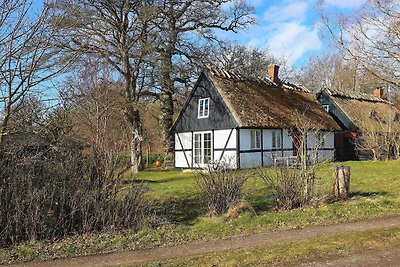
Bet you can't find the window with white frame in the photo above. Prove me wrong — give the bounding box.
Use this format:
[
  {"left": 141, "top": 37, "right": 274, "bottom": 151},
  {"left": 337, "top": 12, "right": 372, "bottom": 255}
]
[
  {"left": 250, "top": 129, "right": 261, "bottom": 149},
  {"left": 322, "top": 104, "right": 329, "bottom": 112},
  {"left": 272, "top": 130, "right": 281, "bottom": 149},
  {"left": 194, "top": 132, "right": 212, "bottom": 165},
  {"left": 198, "top": 98, "right": 209, "bottom": 118}
]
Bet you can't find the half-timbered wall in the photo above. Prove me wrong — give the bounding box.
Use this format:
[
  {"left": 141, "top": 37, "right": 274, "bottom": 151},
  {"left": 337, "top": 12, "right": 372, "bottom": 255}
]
[
  {"left": 176, "top": 128, "right": 335, "bottom": 169},
  {"left": 175, "top": 129, "right": 237, "bottom": 169}
]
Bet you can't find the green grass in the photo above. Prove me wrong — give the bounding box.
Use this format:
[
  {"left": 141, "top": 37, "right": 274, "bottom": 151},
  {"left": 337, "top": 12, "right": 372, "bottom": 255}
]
[
  {"left": 141, "top": 226, "right": 400, "bottom": 266},
  {"left": 1, "top": 160, "right": 400, "bottom": 264}
]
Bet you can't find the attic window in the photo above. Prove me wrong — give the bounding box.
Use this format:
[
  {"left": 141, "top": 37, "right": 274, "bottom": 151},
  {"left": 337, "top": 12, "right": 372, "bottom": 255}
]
[
  {"left": 322, "top": 104, "right": 329, "bottom": 112},
  {"left": 198, "top": 98, "right": 209, "bottom": 118}
]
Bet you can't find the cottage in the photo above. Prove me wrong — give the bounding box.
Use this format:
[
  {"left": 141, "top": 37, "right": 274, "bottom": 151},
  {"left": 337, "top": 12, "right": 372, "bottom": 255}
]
[
  {"left": 317, "top": 88, "right": 400, "bottom": 160},
  {"left": 172, "top": 65, "right": 340, "bottom": 169}
]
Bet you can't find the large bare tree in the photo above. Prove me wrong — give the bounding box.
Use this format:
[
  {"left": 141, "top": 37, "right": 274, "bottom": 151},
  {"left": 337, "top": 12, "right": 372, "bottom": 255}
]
[
  {"left": 154, "top": 0, "right": 256, "bottom": 160},
  {"left": 56, "top": 0, "right": 157, "bottom": 172},
  {"left": 0, "top": 0, "right": 74, "bottom": 158},
  {"left": 320, "top": 0, "right": 400, "bottom": 87}
]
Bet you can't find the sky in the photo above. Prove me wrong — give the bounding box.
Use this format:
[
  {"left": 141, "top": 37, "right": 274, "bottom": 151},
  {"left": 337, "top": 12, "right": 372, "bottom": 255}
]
[{"left": 224, "top": 0, "right": 367, "bottom": 68}]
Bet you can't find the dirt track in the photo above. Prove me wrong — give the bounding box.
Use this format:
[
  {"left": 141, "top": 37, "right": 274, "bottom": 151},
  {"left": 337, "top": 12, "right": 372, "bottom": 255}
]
[{"left": 9, "top": 216, "right": 400, "bottom": 267}]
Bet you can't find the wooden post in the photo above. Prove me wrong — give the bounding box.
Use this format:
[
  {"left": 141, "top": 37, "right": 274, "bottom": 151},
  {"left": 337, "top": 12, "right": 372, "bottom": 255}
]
[{"left": 332, "top": 165, "right": 350, "bottom": 199}]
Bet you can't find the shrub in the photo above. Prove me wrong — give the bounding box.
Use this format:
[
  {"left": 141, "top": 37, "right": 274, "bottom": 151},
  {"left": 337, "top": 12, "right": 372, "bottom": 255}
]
[
  {"left": 0, "top": 137, "right": 150, "bottom": 246},
  {"left": 259, "top": 166, "right": 318, "bottom": 210},
  {"left": 194, "top": 166, "right": 249, "bottom": 216}
]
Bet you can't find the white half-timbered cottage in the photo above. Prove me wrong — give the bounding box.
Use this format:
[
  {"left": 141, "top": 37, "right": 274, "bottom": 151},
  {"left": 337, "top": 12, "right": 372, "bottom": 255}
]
[{"left": 172, "top": 65, "right": 341, "bottom": 169}]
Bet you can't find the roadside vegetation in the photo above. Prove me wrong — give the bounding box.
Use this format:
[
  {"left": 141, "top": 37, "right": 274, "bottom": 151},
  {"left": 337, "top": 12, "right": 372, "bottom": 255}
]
[
  {"left": 1, "top": 160, "right": 400, "bottom": 264},
  {"left": 142, "top": 226, "right": 400, "bottom": 267}
]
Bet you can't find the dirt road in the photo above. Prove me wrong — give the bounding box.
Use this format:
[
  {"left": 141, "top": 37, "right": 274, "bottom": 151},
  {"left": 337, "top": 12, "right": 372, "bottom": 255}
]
[{"left": 9, "top": 216, "right": 400, "bottom": 267}]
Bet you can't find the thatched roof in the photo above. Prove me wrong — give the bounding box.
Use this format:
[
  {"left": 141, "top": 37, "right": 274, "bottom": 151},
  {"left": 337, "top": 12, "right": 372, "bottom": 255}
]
[
  {"left": 321, "top": 88, "right": 400, "bottom": 131},
  {"left": 206, "top": 68, "right": 340, "bottom": 131}
]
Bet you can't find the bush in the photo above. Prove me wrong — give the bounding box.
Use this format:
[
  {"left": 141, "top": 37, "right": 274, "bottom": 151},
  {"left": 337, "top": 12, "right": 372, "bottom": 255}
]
[
  {"left": 0, "top": 137, "right": 149, "bottom": 246},
  {"left": 259, "top": 166, "right": 317, "bottom": 210},
  {"left": 194, "top": 166, "right": 249, "bottom": 216}
]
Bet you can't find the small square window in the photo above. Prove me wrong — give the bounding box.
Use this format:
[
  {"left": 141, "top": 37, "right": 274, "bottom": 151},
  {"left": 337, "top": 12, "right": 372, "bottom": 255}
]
[
  {"left": 322, "top": 104, "right": 329, "bottom": 112},
  {"left": 198, "top": 98, "right": 209, "bottom": 118}
]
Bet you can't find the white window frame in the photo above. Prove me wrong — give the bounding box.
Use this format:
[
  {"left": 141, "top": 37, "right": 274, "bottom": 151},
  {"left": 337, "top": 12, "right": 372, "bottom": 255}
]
[
  {"left": 322, "top": 104, "right": 329, "bottom": 112},
  {"left": 193, "top": 131, "right": 213, "bottom": 166},
  {"left": 272, "top": 130, "right": 282, "bottom": 149},
  {"left": 250, "top": 129, "right": 261, "bottom": 149},
  {"left": 198, "top": 98, "right": 210, "bottom": 119}
]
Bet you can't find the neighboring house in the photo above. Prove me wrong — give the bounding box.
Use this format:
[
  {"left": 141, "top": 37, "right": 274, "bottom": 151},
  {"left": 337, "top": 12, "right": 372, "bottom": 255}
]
[
  {"left": 172, "top": 65, "right": 340, "bottom": 170},
  {"left": 317, "top": 88, "right": 400, "bottom": 160}
]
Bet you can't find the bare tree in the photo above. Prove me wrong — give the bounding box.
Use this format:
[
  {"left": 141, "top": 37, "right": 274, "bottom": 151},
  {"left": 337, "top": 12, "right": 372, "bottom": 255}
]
[
  {"left": 319, "top": 0, "right": 400, "bottom": 87},
  {"left": 260, "top": 113, "right": 334, "bottom": 210},
  {"left": 204, "top": 42, "right": 285, "bottom": 78},
  {"left": 55, "top": 0, "right": 158, "bottom": 172},
  {"left": 0, "top": 0, "right": 75, "bottom": 158},
  {"left": 154, "top": 0, "right": 256, "bottom": 160},
  {"left": 354, "top": 110, "right": 400, "bottom": 160}
]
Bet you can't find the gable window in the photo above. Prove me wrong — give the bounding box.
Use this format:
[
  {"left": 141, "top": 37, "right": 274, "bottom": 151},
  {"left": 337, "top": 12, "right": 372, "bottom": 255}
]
[
  {"left": 322, "top": 104, "right": 330, "bottom": 112},
  {"left": 250, "top": 129, "right": 261, "bottom": 149},
  {"left": 198, "top": 98, "right": 209, "bottom": 118},
  {"left": 194, "top": 132, "right": 212, "bottom": 165},
  {"left": 272, "top": 130, "right": 281, "bottom": 149}
]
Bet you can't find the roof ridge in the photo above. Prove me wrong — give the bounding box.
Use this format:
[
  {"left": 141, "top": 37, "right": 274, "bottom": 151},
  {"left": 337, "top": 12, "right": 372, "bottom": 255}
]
[
  {"left": 204, "top": 66, "right": 309, "bottom": 92},
  {"left": 323, "top": 88, "right": 391, "bottom": 104}
]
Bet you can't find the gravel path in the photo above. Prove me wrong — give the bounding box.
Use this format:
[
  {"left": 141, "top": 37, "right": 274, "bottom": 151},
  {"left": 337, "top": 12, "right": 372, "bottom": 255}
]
[{"left": 9, "top": 216, "right": 400, "bottom": 267}]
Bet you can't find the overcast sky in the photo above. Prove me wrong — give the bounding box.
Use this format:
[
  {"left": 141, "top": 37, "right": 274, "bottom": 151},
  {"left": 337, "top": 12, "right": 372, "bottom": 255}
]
[{"left": 224, "top": 0, "right": 367, "bottom": 67}]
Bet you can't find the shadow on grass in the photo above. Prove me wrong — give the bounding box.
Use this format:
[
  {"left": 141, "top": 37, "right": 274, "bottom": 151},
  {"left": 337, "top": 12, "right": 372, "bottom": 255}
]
[
  {"left": 123, "top": 176, "right": 187, "bottom": 185},
  {"left": 350, "top": 191, "right": 389, "bottom": 198},
  {"left": 154, "top": 195, "right": 205, "bottom": 225}
]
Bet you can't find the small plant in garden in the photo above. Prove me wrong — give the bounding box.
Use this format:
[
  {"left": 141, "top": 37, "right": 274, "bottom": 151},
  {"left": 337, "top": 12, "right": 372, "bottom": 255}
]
[
  {"left": 194, "top": 165, "right": 250, "bottom": 216},
  {"left": 259, "top": 166, "right": 317, "bottom": 210}
]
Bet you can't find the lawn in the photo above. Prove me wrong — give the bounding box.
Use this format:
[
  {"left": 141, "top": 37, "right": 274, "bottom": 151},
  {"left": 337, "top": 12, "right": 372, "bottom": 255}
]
[{"left": 1, "top": 160, "right": 400, "bottom": 264}]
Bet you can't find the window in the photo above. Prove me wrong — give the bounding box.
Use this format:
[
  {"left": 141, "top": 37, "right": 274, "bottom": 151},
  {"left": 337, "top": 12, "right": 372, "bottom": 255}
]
[
  {"left": 250, "top": 129, "right": 261, "bottom": 149},
  {"left": 194, "top": 132, "right": 212, "bottom": 165},
  {"left": 198, "top": 98, "right": 209, "bottom": 118},
  {"left": 272, "top": 130, "right": 281, "bottom": 149},
  {"left": 322, "top": 104, "right": 329, "bottom": 112},
  {"left": 316, "top": 132, "right": 325, "bottom": 148}
]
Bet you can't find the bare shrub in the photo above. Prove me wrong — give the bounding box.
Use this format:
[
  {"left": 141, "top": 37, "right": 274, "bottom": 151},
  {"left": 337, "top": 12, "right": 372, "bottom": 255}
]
[
  {"left": 0, "top": 137, "right": 149, "bottom": 246},
  {"left": 259, "top": 166, "right": 316, "bottom": 210},
  {"left": 194, "top": 166, "right": 249, "bottom": 216}
]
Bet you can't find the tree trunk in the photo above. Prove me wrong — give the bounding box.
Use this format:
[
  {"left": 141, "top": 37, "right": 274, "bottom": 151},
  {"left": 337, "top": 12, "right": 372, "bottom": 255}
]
[
  {"left": 332, "top": 165, "right": 350, "bottom": 199},
  {"left": 0, "top": 104, "right": 12, "bottom": 160},
  {"left": 159, "top": 49, "right": 175, "bottom": 160},
  {"left": 159, "top": 90, "right": 174, "bottom": 157},
  {"left": 127, "top": 107, "right": 143, "bottom": 173}
]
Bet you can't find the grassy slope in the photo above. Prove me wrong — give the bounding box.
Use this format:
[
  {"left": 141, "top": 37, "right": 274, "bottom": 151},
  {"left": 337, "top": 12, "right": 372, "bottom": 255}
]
[
  {"left": 1, "top": 160, "right": 400, "bottom": 263},
  {"left": 141, "top": 226, "right": 400, "bottom": 267}
]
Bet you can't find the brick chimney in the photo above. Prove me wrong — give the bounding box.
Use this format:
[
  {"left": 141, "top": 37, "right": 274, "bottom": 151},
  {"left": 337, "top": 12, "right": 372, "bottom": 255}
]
[
  {"left": 268, "top": 64, "right": 280, "bottom": 84},
  {"left": 374, "top": 87, "right": 383, "bottom": 98}
]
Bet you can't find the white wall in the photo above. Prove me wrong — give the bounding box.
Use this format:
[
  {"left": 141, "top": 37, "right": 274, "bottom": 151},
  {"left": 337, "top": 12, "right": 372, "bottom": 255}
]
[
  {"left": 175, "top": 129, "right": 335, "bottom": 169},
  {"left": 175, "top": 129, "right": 237, "bottom": 169},
  {"left": 175, "top": 132, "right": 192, "bottom": 168}
]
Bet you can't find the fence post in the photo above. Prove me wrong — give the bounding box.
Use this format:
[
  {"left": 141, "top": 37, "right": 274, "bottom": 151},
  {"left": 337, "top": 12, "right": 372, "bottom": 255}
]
[{"left": 332, "top": 165, "right": 350, "bottom": 199}]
